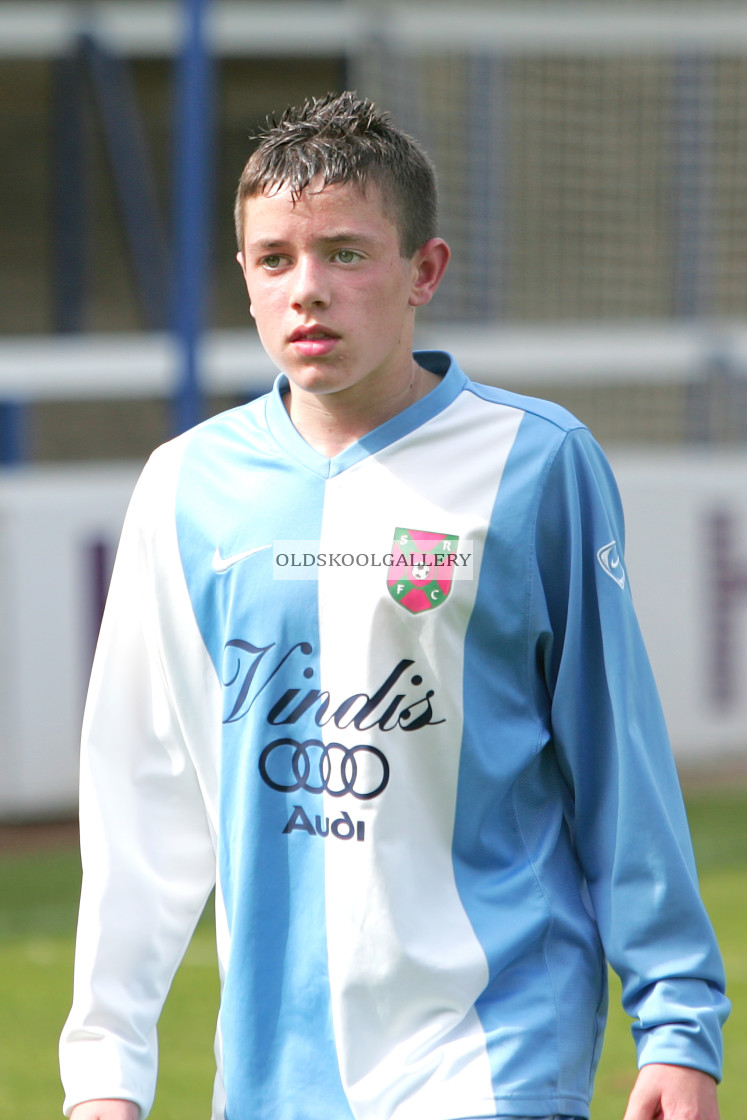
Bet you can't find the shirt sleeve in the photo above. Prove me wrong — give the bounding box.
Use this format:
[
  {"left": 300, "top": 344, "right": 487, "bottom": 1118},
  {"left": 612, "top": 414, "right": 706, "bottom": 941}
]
[
  {"left": 59, "top": 451, "right": 219, "bottom": 1118},
  {"left": 533, "top": 425, "right": 729, "bottom": 1080}
]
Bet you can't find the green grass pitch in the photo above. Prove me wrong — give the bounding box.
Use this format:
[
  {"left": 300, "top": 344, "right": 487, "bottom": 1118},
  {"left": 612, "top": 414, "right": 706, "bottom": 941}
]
[{"left": 0, "top": 782, "right": 744, "bottom": 1118}]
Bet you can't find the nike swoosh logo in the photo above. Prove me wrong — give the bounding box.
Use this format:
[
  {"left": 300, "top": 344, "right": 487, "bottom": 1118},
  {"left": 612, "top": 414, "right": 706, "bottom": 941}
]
[{"left": 212, "top": 544, "right": 271, "bottom": 573}]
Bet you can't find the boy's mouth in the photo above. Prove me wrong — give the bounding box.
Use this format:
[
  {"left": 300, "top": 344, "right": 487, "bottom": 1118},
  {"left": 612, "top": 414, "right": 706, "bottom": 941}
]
[{"left": 289, "top": 325, "right": 340, "bottom": 356}]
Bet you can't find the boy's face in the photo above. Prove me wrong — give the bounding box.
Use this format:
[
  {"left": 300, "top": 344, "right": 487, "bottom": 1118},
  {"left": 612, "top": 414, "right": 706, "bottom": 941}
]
[{"left": 237, "top": 179, "right": 443, "bottom": 407}]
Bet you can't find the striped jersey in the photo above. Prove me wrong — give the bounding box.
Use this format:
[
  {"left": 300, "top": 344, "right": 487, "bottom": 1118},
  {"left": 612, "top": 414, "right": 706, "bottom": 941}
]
[{"left": 60, "top": 352, "right": 728, "bottom": 1119}]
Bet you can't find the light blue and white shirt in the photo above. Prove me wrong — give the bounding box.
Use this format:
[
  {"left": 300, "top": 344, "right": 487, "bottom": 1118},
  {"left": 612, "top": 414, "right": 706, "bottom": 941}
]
[{"left": 60, "top": 352, "right": 728, "bottom": 1120}]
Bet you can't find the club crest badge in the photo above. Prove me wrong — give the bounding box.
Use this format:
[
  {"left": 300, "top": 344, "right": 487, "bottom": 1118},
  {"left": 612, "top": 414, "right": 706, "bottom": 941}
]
[{"left": 387, "top": 527, "right": 459, "bottom": 614}]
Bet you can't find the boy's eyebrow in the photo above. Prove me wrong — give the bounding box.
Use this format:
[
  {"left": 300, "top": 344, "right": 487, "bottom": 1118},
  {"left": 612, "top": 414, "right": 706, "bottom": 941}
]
[
  {"left": 247, "top": 238, "right": 288, "bottom": 251},
  {"left": 247, "top": 231, "right": 377, "bottom": 251},
  {"left": 319, "top": 231, "right": 375, "bottom": 244}
]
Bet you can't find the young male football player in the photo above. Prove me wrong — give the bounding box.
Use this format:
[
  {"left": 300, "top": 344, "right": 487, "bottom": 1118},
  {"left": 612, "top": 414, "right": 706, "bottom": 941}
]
[{"left": 61, "top": 91, "right": 728, "bottom": 1120}]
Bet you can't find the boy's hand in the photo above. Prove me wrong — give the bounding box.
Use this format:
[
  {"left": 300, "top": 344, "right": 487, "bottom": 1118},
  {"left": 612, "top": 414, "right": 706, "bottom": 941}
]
[
  {"left": 623, "top": 1064, "right": 719, "bottom": 1120},
  {"left": 69, "top": 1101, "right": 139, "bottom": 1120}
]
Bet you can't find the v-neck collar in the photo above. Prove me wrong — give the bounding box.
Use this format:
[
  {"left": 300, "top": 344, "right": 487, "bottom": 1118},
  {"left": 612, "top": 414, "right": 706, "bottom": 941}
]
[{"left": 264, "top": 351, "right": 466, "bottom": 479}]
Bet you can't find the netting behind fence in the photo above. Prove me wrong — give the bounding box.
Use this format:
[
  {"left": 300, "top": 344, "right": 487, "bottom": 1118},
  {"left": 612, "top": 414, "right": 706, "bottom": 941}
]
[{"left": 354, "top": 33, "right": 747, "bottom": 324}]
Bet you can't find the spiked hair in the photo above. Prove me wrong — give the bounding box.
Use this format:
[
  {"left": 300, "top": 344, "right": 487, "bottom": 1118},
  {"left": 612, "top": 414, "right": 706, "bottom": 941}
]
[{"left": 234, "top": 91, "right": 438, "bottom": 257}]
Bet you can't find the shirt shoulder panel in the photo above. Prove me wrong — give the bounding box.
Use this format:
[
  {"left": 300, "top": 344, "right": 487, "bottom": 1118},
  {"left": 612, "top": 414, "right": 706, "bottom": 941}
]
[{"left": 464, "top": 378, "right": 589, "bottom": 437}]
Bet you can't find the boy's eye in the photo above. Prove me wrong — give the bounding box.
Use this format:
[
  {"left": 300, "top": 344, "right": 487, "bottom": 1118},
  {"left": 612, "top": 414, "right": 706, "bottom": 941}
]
[
  {"left": 261, "top": 255, "right": 284, "bottom": 270},
  {"left": 333, "top": 249, "right": 359, "bottom": 264}
]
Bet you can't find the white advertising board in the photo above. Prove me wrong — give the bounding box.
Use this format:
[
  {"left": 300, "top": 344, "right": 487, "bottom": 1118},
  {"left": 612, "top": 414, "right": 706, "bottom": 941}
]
[
  {"left": 0, "top": 453, "right": 745, "bottom": 819},
  {"left": 0, "top": 464, "right": 139, "bottom": 818},
  {"left": 611, "top": 451, "right": 747, "bottom": 763}
]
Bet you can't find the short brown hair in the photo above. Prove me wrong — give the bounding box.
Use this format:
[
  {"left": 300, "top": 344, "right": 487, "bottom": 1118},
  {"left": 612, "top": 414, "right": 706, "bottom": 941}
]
[{"left": 234, "top": 91, "right": 438, "bottom": 257}]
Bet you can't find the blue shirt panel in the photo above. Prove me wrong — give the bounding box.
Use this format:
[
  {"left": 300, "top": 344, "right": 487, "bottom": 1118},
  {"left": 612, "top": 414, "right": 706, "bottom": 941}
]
[{"left": 175, "top": 398, "right": 354, "bottom": 1120}]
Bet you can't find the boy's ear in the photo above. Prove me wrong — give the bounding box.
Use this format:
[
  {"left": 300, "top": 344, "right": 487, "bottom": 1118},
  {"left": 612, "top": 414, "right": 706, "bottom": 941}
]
[
  {"left": 409, "top": 238, "right": 451, "bottom": 308},
  {"left": 236, "top": 251, "right": 255, "bottom": 318}
]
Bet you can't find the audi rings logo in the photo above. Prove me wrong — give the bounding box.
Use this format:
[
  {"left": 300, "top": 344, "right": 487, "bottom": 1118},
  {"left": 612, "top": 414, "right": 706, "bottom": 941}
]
[{"left": 259, "top": 738, "right": 390, "bottom": 800}]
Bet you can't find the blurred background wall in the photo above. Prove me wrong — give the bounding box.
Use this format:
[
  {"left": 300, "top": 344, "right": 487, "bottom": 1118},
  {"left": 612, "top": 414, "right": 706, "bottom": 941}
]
[{"left": 0, "top": 0, "right": 746, "bottom": 817}]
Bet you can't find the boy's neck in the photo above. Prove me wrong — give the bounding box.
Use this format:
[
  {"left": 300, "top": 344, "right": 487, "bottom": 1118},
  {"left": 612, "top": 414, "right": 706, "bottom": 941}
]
[{"left": 284, "top": 360, "right": 441, "bottom": 459}]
